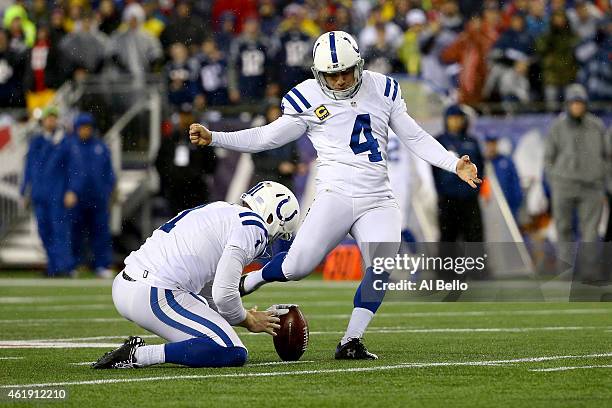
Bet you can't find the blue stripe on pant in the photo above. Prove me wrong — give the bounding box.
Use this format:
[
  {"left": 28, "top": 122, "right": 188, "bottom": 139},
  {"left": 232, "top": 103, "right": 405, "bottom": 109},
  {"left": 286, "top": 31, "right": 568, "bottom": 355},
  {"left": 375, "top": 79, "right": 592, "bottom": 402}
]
[{"left": 149, "top": 287, "right": 247, "bottom": 367}]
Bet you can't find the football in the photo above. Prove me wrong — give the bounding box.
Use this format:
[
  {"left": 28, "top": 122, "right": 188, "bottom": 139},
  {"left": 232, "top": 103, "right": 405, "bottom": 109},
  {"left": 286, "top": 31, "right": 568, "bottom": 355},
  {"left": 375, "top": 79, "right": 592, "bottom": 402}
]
[{"left": 272, "top": 304, "right": 309, "bottom": 361}]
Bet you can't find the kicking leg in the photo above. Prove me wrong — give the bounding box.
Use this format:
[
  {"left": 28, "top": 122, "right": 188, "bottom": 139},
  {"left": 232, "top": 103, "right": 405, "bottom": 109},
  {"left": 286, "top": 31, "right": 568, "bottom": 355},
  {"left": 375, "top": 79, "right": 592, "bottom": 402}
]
[
  {"left": 241, "top": 190, "right": 353, "bottom": 294},
  {"left": 336, "top": 199, "right": 401, "bottom": 359}
]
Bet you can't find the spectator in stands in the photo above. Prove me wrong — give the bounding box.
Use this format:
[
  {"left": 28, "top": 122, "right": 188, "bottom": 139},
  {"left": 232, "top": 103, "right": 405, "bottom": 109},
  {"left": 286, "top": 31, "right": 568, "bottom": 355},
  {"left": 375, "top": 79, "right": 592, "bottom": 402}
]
[
  {"left": 568, "top": 0, "right": 603, "bottom": 40},
  {"left": 537, "top": 10, "right": 579, "bottom": 110},
  {"left": 364, "top": 21, "right": 397, "bottom": 75},
  {"left": 334, "top": 6, "right": 354, "bottom": 34},
  {"left": 212, "top": 0, "right": 258, "bottom": 34},
  {"left": 71, "top": 113, "right": 115, "bottom": 279},
  {"left": 576, "top": 18, "right": 612, "bottom": 101},
  {"left": 164, "top": 42, "right": 195, "bottom": 111},
  {"left": 484, "top": 12, "right": 535, "bottom": 102},
  {"left": 499, "top": 59, "right": 531, "bottom": 107},
  {"left": 419, "top": 1, "right": 464, "bottom": 95},
  {"left": 483, "top": 134, "right": 523, "bottom": 220},
  {"left": 258, "top": 0, "right": 281, "bottom": 37},
  {"left": 59, "top": 11, "right": 108, "bottom": 75},
  {"left": 250, "top": 103, "right": 300, "bottom": 190},
  {"left": 358, "top": 6, "right": 403, "bottom": 54},
  {"left": 214, "top": 11, "right": 237, "bottom": 56},
  {"left": 544, "top": 84, "right": 607, "bottom": 242},
  {"left": 228, "top": 16, "right": 273, "bottom": 103},
  {"left": 141, "top": 1, "right": 166, "bottom": 39},
  {"left": 97, "top": 0, "right": 121, "bottom": 36},
  {"left": 525, "top": 0, "right": 548, "bottom": 38},
  {"left": 0, "top": 29, "right": 27, "bottom": 108},
  {"left": 433, "top": 104, "right": 484, "bottom": 242},
  {"left": 21, "top": 106, "right": 63, "bottom": 276},
  {"left": 442, "top": 15, "right": 498, "bottom": 106},
  {"left": 193, "top": 37, "right": 230, "bottom": 107},
  {"left": 30, "top": 0, "right": 50, "bottom": 28},
  {"left": 398, "top": 9, "right": 427, "bottom": 76},
  {"left": 3, "top": 4, "right": 36, "bottom": 50},
  {"left": 23, "top": 25, "right": 64, "bottom": 112},
  {"left": 160, "top": 0, "right": 207, "bottom": 52},
  {"left": 274, "top": 4, "right": 314, "bottom": 94},
  {"left": 107, "top": 3, "right": 163, "bottom": 80},
  {"left": 155, "top": 107, "right": 217, "bottom": 214},
  {"left": 49, "top": 8, "right": 67, "bottom": 44},
  {"left": 390, "top": 0, "right": 411, "bottom": 31}
]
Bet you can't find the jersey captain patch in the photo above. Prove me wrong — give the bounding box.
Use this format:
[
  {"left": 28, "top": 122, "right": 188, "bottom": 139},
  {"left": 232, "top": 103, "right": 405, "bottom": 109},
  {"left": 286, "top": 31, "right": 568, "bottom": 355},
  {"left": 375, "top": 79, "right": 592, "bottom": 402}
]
[{"left": 315, "top": 105, "right": 330, "bottom": 121}]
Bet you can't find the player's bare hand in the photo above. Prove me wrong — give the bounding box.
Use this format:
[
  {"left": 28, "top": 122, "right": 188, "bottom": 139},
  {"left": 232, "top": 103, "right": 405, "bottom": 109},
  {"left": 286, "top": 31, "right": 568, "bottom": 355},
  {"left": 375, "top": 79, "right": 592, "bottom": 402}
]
[
  {"left": 64, "top": 191, "right": 78, "bottom": 208},
  {"left": 242, "top": 306, "right": 281, "bottom": 336},
  {"left": 456, "top": 155, "right": 482, "bottom": 189},
  {"left": 189, "top": 123, "right": 212, "bottom": 146}
]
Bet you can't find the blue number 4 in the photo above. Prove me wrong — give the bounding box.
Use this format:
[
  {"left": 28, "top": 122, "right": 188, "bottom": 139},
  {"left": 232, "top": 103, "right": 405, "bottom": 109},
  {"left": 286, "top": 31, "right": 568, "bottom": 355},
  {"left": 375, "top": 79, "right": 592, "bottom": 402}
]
[
  {"left": 349, "top": 114, "right": 382, "bottom": 162},
  {"left": 159, "top": 204, "right": 207, "bottom": 233}
]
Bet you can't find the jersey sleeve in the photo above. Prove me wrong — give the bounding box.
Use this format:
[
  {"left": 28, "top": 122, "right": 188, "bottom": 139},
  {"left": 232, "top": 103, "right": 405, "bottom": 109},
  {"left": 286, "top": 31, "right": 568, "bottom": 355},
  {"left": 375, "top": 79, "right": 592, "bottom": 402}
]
[
  {"left": 210, "top": 114, "right": 307, "bottom": 153},
  {"left": 385, "top": 76, "right": 459, "bottom": 174}
]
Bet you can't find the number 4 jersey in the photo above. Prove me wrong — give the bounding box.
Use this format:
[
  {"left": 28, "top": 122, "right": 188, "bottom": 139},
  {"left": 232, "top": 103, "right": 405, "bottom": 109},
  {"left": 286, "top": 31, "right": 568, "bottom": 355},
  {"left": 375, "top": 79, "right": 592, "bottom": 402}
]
[
  {"left": 210, "top": 70, "right": 460, "bottom": 198},
  {"left": 123, "top": 202, "right": 268, "bottom": 293}
]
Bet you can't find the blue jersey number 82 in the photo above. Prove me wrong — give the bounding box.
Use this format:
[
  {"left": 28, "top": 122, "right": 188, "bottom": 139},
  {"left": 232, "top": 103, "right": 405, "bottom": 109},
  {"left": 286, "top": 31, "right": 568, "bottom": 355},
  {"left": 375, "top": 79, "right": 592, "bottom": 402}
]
[{"left": 349, "top": 114, "right": 382, "bottom": 162}]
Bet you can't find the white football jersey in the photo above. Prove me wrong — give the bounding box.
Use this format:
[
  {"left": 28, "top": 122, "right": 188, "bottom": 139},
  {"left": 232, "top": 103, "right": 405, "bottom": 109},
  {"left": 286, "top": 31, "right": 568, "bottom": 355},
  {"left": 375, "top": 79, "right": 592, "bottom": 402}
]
[
  {"left": 210, "top": 70, "right": 458, "bottom": 198},
  {"left": 281, "top": 70, "right": 402, "bottom": 197},
  {"left": 123, "top": 202, "right": 268, "bottom": 293}
]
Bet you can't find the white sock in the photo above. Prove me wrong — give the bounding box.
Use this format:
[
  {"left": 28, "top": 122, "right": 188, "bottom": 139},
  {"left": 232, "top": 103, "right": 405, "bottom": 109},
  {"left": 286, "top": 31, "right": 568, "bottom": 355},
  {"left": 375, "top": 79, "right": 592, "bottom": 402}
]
[
  {"left": 341, "top": 307, "right": 375, "bottom": 345},
  {"left": 134, "top": 344, "right": 165, "bottom": 367},
  {"left": 243, "top": 269, "right": 267, "bottom": 294}
]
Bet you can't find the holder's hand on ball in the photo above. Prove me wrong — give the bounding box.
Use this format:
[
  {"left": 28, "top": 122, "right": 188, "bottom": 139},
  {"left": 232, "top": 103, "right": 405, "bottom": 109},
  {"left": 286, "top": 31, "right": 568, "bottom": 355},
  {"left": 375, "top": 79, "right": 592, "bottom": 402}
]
[
  {"left": 240, "top": 306, "right": 281, "bottom": 336},
  {"left": 189, "top": 123, "right": 212, "bottom": 146}
]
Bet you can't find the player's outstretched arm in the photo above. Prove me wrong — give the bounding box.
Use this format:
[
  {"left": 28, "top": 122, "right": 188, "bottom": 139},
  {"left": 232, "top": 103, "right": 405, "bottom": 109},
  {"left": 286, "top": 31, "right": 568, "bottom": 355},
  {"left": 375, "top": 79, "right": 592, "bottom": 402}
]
[
  {"left": 189, "top": 115, "right": 307, "bottom": 153},
  {"left": 390, "top": 113, "right": 481, "bottom": 188}
]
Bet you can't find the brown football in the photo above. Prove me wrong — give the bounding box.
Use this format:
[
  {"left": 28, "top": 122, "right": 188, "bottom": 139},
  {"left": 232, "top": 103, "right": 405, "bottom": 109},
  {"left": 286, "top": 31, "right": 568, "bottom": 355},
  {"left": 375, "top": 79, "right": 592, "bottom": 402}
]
[{"left": 273, "top": 305, "right": 309, "bottom": 361}]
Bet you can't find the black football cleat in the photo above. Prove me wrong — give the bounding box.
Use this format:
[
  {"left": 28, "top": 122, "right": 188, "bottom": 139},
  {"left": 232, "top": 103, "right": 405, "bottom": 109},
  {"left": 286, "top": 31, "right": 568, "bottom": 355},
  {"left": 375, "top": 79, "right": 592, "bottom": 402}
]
[
  {"left": 334, "top": 338, "right": 379, "bottom": 360},
  {"left": 91, "top": 336, "right": 146, "bottom": 369}
]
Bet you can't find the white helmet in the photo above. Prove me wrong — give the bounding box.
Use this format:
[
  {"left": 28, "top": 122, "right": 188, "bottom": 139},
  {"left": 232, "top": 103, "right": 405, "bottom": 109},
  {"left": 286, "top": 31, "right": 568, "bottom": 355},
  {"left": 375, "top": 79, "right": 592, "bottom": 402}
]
[
  {"left": 311, "top": 31, "right": 364, "bottom": 100},
  {"left": 240, "top": 181, "right": 300, "bottom": 241}
]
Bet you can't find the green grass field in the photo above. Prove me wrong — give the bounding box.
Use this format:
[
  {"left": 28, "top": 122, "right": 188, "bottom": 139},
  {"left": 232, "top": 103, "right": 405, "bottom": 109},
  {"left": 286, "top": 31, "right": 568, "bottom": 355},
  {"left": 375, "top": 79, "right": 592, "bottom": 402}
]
[{"left": 0, "top": 275, "right": 611, "bottom": 407}]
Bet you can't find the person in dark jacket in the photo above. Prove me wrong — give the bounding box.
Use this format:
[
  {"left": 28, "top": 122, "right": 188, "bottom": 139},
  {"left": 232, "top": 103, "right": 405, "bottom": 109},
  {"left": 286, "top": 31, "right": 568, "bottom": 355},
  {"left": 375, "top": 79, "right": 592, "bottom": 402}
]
[
  {"left": 22, "top": 106, "right": 64, "bottom": 276},
  {"left": 71, "top": 113, "right": 115, "bottom": 278},
  {"left": 22, "top": 106, "right": 83, "bottom": 276},
  {"left": 484, "top": 134, "right": 523, "bottom": 220},
  {"left": 433, "top": 104, "right": 485, "bottom": 242},
  {"left": 155, "top": 108, "right": 217, "bottom": 214}
]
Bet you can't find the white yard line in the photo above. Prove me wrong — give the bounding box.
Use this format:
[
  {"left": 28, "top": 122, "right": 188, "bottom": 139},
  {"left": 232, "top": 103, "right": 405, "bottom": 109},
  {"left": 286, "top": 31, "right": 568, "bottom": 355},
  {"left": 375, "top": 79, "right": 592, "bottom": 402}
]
[
  {"left": 530, "top": 365, "right": 612, "bottom": 372},
  {"left": 0, "top": 356, "right": 23, "bottom": 360},
  {"left": 319, "top": 309, "right": 612, "bottom": 319},
  {"left": 0, "top": 295, "right": 108, "bottom": 304},
  {"left": 0, "top": 308, "right": 609, "bottom": 326},
  {"left": 1, "top": 304, "right": 111, "bottom": 312},
  {"left": 70, "top": 360, "right": 315, "bottom": 367},
  {"left": 2, "top": 353, "right": 611, "bottom": 388},
  {"left": 0, "top": 318, "right": 124, "bottom": 325},
  {"left": 2, "top": 326, "right": 609, "bottom": 349}
]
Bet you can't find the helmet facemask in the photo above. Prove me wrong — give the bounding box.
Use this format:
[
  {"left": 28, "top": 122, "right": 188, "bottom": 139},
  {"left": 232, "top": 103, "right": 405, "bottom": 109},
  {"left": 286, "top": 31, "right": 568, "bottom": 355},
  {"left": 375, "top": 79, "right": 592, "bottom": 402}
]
[{"left": 312, "top": 58, "right": 364, "bottom": 100}]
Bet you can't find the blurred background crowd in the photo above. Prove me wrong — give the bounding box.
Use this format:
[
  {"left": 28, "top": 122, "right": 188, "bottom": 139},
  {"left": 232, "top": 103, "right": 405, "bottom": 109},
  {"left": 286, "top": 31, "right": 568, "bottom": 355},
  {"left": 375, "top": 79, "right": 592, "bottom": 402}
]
[
  {"left": 1, "top": 0, "right": 611, "bottom": 279},
  {"left": 1, "top": 0, "right": 611, "bottom": 114}
]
